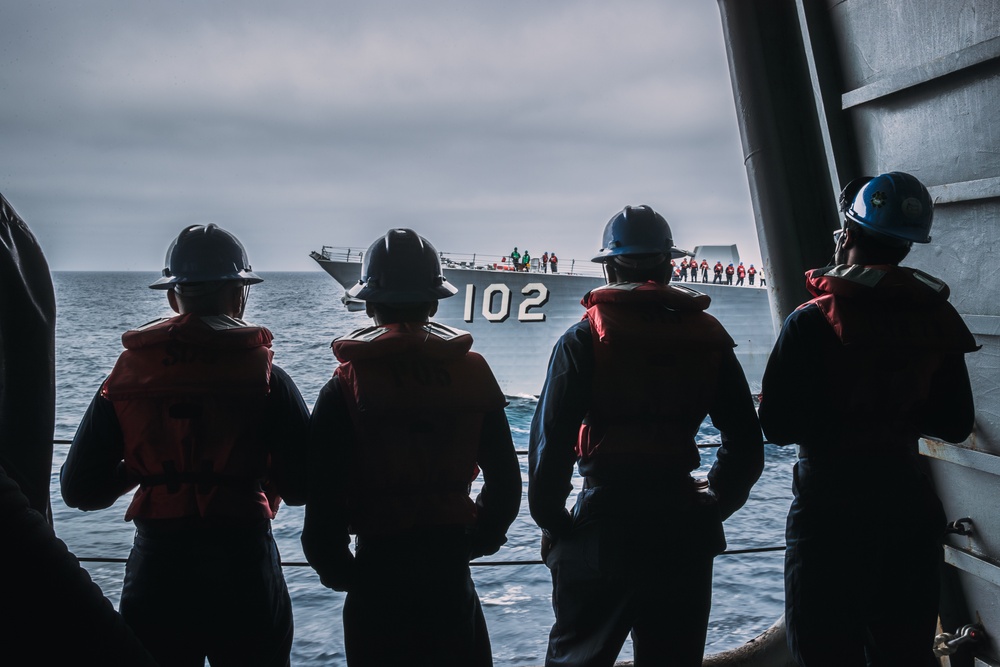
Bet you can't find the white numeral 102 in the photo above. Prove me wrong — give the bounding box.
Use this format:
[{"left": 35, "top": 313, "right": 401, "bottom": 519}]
[{"left": 463, "top": 283, "right": 549, "bottom": 323}]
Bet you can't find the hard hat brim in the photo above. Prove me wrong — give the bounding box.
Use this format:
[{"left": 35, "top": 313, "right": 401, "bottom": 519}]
[
  {"left": 149, "top": 271, "right": 264, "bottom": 290},
  {"left": 346, "top": 280, "right": 458, "bottom": 303},
  {"left": 591, "top": 246, "right": 692, "bottom": 263}
]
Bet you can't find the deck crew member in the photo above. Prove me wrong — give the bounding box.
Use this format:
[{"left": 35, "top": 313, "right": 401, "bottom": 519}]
[
  {"left": 725, "top": 262, "right": 735, "bottom": 284},
  {"left": 748, "top": 264, "right": 757, "bottom": 286},
  {"left": 700, "top": 258, "right": 709, "bottom": 283},
  {"left": 510, "top": 246, "right": 521, "bottom": 272},
  {"left": 679, "top": 258, "right": 689, "bottom": 282},
  {"left": 523, "top": 249, "right": 532, "bottom": 272},
  {"left": 301, "top": 229, "right": 521, "bottom": 667},
  {"left": 759, "top": 172, "right": 979, "bottom": 667},
  {"left": 542, "top": 251, "right": 550, "bottom": 273},
  {"left": 736, "top": 262, "right": 746, "bottom": 286},
  {"left": 550, "top": 252, "right": 559, "bottom": 273},
  {"left": 713, "top": 260, "right": 724, "bottom": 283},
  {"left": 528, "top": 205, "right": 764, "bottom": 667},
  {"left": 61, "top": 224, "right": 310, "bottom": 667}
]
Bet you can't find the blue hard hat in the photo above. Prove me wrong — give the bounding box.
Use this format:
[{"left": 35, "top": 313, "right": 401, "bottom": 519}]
[
  {"left": 348, "top": 228, "right": 457, "bottom": 303},
  {"left": 843, "top": 171, "right": 933, "bottom": 244},
  {"left": 150, "top": 224, "right": 262, "bottom": 289},
  {"left": 592, "top": 205, "right": 690, "bottom": 263}
]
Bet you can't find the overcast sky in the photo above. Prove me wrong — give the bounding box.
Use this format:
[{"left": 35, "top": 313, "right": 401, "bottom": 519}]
[{"left": 1, "top": 0, "right": 760, "bottom": 272}]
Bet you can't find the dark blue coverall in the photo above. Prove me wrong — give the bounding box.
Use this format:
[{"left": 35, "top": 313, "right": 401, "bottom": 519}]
[
  {"left": 759, "top": 297, "right": 975, "bottom": 667},
  {"left": 301, "top": 374, "right": 522, "bottom": 667},
  {"left": 529, "top": 318, "right": 763, "bottom": 667},
  {"left": 61, "top": 365, "right": 309, "bottom": 667}
]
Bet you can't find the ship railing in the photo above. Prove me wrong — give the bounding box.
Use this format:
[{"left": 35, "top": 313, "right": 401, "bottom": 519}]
[
  {"left": 316, "top": 246, "right": 605, "bottom": 278},
  {"left": 52, "top": 438, "right": 786, "bottom": 568},
  {"left": 316, "top": 246, "right": 365, "bottom": 263}
]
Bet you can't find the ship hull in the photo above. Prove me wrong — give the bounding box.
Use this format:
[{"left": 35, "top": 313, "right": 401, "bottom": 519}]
[{"left": 312, "top": 253, "right": 774, "bottom": 396}]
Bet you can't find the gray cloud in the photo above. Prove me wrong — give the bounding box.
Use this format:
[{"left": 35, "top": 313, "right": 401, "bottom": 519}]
[{"left": 0, "top": 0, "right": 760, "bottom": 271}]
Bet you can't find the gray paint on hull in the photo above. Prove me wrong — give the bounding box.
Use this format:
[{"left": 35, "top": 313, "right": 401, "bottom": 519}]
[{"left": 313, "top": 255, "right": 774, "bottom": 396}]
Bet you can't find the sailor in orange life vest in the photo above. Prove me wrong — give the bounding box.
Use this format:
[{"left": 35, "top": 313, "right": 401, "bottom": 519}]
[
  {"left": 60, "top": 224, "right": 310, "bottom": 667},
  {"left": 528, "top": 205, "right": 764, "bottom": 667},
  {"left": 300, "top": 229, "right": 521, "bottom": 667},
  {"left": 758, "top": 172, "right": 979, "bottom": 667}
]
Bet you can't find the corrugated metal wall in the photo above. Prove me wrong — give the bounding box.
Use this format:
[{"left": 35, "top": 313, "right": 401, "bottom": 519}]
[
  {"left": 720, "top": 0, "right": 1000, "bottom": 662},
  {"left": 805, "top": 2, "right": 1000, "bottom": 663}
]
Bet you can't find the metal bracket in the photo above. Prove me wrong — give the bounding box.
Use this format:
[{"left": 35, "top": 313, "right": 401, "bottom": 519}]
[
  {"left": 946, "top": 517, "right": 975, "bottom": 536},
  {"left": 934, "top": 624, "right": 984, "bottom": 657}
]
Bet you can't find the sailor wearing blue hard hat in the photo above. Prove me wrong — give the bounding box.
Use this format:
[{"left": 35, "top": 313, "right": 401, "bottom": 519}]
[
  {"left": 760, "top": 172, "right": 979, "bottom": 666},
  {"left": 830, "top": 171, "right": 935, "bottom": 269},
  {"left": 529, "top": 204, "right": 763, "bottom": 667}
]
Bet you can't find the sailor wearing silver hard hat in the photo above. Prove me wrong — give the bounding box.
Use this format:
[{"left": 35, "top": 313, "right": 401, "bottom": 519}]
[
  {"left": 302, "top": 228, "right": 520, "bottom": 666},
  {"left": 61, "top": 222, "right": 309, "bottom": 666}
]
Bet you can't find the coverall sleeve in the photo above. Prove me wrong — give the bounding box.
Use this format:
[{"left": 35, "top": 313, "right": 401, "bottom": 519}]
[
  {"left": 758, "top": 306, "right": 837, "bottom": 447},
  {"left": 919, "top": 353, "right": 975, "bottom": 443},
  {"left": 60, "top": 384, "right": 134, "bottom": 511},
  {"left": 301, "top": 376, "right": 356, "bottom": 592},
  {"left": 3, "top": 465, "right": 158, "bottom": 666},
  {"left": 527, "top": 321, "right": 592, "bottom": 539},
  {"left": 706, "top": 347, "right": 765, "bottom": 520},
  {"left": 263, "top": 365, "right": 311, "bottom": 507},
  {"left": 471, "top": 406, "right": 522, "bottom": 558}
]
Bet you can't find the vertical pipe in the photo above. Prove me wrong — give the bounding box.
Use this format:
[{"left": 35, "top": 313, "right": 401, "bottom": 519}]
[{"left": 716, "top": 0, "right": 841, "bottom": 327}]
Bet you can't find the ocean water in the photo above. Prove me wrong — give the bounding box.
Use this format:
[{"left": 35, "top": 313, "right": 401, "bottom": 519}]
[{"left": 49, "top": 271, "right": 795, "bottom": 666}]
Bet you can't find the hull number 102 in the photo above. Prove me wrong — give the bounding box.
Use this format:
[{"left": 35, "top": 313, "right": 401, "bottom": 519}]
[{"left": 463, "top": 283, "right": 549, "bottom": 323}]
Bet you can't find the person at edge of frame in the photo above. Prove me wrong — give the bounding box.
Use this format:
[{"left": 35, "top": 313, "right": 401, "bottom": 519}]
[
  {"left": 528, "top": 204, "right": 764, "bottom": 667},
  {"left": 0, "top": 192, "right": 157, "bottom": 666},
  {"left": 758, "top": 171, "right": 979, "bottom": 667},
  {"left": 61, "top": 224, "right": 310, "bottom": 667},
  {"left": 301, "top": 228, "right": 522, "bottom": 667}
]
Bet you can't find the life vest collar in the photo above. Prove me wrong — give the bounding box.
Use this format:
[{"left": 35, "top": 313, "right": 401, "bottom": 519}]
[
  {"left": 804, "top": 264, "right": 950, "bottom": 303},
  {"left": 333, "top": 321, "right": 474, "bottom": 363},
  {"left": 122, "top": 313, "right": 273, "bottom": 351},
  {"left": 802, "top": 264, "right": 979, "bottom": 352},
  {"left": 582, "top": 281, "right": 711, "bottom": 312}
]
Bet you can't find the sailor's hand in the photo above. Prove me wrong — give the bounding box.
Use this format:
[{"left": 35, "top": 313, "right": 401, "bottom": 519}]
[
  {"left": 470, "top": 531, "right": 507, "bottom": 559},
  {"left": 316, "top": 548, "right": 356, "bottom": 592},
  {"left": 540, "top": 532, "right": 555, "bottom": 564}
]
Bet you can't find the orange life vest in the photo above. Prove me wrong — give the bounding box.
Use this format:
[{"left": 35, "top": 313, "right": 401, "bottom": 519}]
[
  {"left": 802, "top": 264, "right": 979, "bottom": 451},
  {"left": 102, "top": 313, "right": 276, "bottom": 521},
  {"left": 333, "top": 321, "right": 507, "bottom": 536},
  {"left": 577, "top": 282, "right": 735, "bottom": 472}
]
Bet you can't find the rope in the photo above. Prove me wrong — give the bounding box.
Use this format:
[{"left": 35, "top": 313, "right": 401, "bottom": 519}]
[
  {"left": 56, "top": 441, "right": 764, "bottom": 451},
  {"left": 63, "top": 438, "right": 786, "bottom": 567},
  {"left": 75, "top": 545, "right": 785, "bottom": 568}
]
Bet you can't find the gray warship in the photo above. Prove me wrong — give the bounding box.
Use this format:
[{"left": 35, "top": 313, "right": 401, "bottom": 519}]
[{"left": 310, "top": 244, "right": 774, "bottom": 397}]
